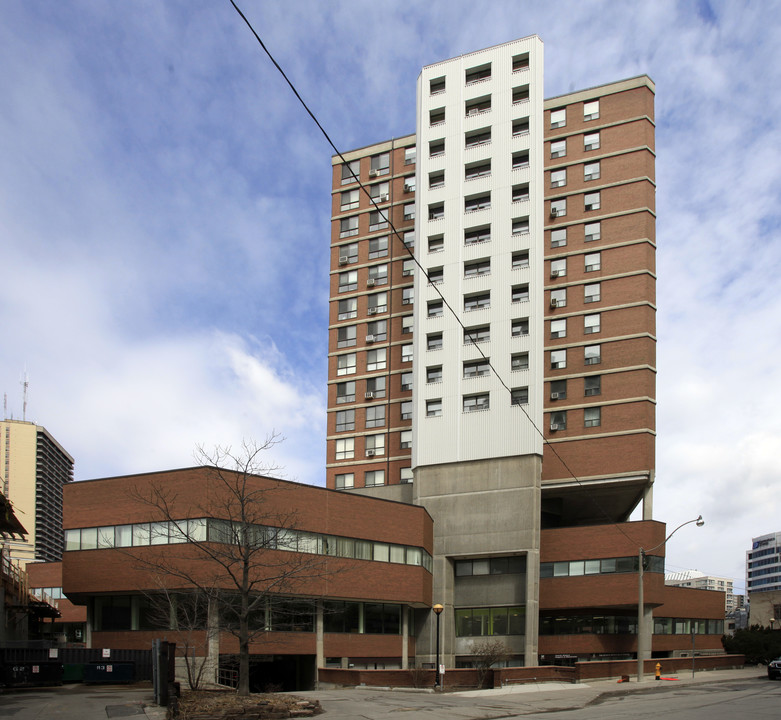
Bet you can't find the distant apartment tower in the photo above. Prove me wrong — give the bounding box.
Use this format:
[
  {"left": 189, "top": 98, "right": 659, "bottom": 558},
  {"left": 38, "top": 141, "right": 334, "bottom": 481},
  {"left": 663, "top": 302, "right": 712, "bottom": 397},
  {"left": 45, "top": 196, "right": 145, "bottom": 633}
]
[
  {"left": 328, "top": 37, "right": 657, "bottom": 666},
  {"left": 747, "top": 531, "right": 781, "bottom": 594},
  {"left": 0, "top": 419, "right": 74, "bottom": 564},
  {"left": 666, "top": 570, "right": 735, "bottom": 613}
]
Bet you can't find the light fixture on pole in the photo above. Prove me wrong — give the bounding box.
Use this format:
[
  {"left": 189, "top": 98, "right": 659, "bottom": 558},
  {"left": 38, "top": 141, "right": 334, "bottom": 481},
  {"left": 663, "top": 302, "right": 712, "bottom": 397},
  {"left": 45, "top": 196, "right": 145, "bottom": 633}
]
[
  {"left": 433, "top": 604, "right": 444, "bottom": 689},
  {"left": 637, "top": 515, "right": 704, "bottom": 683}
]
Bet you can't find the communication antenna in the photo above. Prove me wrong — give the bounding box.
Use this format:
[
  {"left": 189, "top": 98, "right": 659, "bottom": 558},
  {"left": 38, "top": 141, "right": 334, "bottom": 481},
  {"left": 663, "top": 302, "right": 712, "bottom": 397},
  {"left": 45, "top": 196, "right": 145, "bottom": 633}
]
[
  {"left": 3, "top": 393, "right": 6, "bottom": 420},
  {"left": 21, "top": 372, "right": 29, "bottom": 421}
]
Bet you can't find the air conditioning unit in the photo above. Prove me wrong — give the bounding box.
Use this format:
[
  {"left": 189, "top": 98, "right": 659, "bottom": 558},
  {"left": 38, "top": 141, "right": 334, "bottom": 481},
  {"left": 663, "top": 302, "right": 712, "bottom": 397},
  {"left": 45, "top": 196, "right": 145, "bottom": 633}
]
[
  {"left": 404, "top": 184, "right": 413, "bottom": 193},
  {"left": 338, "top": 256, "right": 349, "bottom": 265},
  {"left": 365, "top": 334, "right": 375, "bottom": 343},
  {"left": 369, "top": 169, "right": 379, "bottom": 178},
  {"left": 365, "top": 391, "right": 374, "bottom": 400},
  {"left": 402, "top": 298, "right": 412, "bottom": 305},
  {"left": 550, "top": 298, "right": 559, "bottom": 308},
  {"left": 368, "top": 307, "right": 378, "bottom": 315},
  {"left": 366, "top": 449, "right": 376, "bottom": 457},
  {"left": 550, "top": 423, "right": 561, "bottom": 431},
  {"left": 367, "top": 278, "right": 376, "bottom": 287},
  {"left": 550, "top": 208, "right": 560, "bottom": 218},
  {"left": 378, "top": 193, "right": 389, "bottom": 202},
  {"left": 550, "top": 392, "right": 561, "bottom": 400},
  {"left": 551, "top": 270, "right": 560, "bottom": 278}
]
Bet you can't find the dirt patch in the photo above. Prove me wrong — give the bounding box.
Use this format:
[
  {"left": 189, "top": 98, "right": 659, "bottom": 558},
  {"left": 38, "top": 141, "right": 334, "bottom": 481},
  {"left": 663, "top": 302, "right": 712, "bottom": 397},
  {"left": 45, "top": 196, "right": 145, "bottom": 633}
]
[{"left": 171, "top": 690, "right": 322, "bottom": 719}]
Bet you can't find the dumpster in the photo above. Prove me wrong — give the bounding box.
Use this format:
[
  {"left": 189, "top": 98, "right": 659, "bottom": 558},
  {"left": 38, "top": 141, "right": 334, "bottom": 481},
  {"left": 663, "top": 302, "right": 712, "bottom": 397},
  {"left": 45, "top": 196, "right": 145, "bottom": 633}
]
[
  {"left": 84, "top": 661, "right": 136, "bottom": 684},
  {"left": 1, "top": 661, "right": 63, "bottom": 687},
  {"left": 62, "top": 663, "right": 85, "bottom": 682}
]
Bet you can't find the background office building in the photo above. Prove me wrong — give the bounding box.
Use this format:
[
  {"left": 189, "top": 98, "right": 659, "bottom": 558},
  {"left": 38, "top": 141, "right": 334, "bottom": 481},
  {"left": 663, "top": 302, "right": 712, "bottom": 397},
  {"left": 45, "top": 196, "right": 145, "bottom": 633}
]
[{"left": 746, "top": 531, "right": 781, "bottom": 629}]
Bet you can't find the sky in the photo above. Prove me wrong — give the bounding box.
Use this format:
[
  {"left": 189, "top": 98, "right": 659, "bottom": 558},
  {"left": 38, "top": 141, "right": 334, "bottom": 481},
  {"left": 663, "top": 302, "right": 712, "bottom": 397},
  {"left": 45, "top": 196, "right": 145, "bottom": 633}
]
[{"left": 1, "top": 1, "right": 779, "bottom": 594}]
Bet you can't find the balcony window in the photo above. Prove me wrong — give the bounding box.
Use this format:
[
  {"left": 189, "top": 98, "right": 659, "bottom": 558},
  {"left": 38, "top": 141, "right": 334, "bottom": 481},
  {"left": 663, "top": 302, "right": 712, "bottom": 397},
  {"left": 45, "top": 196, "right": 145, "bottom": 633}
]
[
  {"left": 428, "top": 300, "right": 443, "bottom": 318},
  {"left": 427, "top": 333, "right": 443, "bottom": 351},
  {"left": 512, "top": 85, "right": 529, "bottom": 104},
  {"left": 428, "top": 235, "right": 444, "bottom": 253},
  {"left": 429, "top": 203, "right": 445, "bottom": 221},
  {"left": 429, "top": 140, "right": 445, "bottom": 157},
  {"left": 512, "top": 251, "right": 529, "bottom": 270},
  {"left": 511, "top": 284, "right": 529, "bottom": 303},
  {"left": 429, "top": 171, "right": 445, "bottom": 189},
  {"left": 512, "top": 53, "right": 529, "bottom": 71},
  {"left": 512, "top": 184, "right": 529, "bottom": 203},
  {"left": 512, "top": 118, "right": 530, "bottom": 136},
  {"left": 512, "top": 151, "right": 530, "bottom": 169},
  {"left": 430, "top": 76, "right": 445, "bottom": 94},
  {"left": 512, "top": 217, "right": 529, "bottom": 235},
  {"left": 427, "top": 366, "right": 442, "bottom": 383},
  {"left": 426, "top": 399, "right": 442, "bottom": 417},
  {"left": 427, "top": 267, "right": 443, "bottom": 285},
  {"left": 465, "top": 95, "right": 491, "bottom": 116},
  {"left": 512, "top": 318, "right": 529, "bottom": 337},
  {"left": 430, "top": 108, "right": 445, "bottom": 126}
]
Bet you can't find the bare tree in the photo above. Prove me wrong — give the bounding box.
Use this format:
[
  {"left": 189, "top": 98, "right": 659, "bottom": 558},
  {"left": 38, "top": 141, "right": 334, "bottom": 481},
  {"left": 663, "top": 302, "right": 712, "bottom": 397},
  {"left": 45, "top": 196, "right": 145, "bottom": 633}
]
[
  {"left": 470, "top": 639, "right": 511, "bottom": 688},
  {"left": 127, "top": 435, "right": 331, "bottom": 696}
]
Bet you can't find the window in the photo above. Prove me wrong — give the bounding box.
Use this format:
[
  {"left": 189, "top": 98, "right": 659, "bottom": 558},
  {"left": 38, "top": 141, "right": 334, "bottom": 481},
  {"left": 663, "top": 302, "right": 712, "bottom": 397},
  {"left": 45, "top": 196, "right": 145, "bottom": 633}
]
[
  {"left": 430, "top": 140, "right": 445, "bottom": 157},
  {"left": 426, "top": 399, "right": 442, "bottom": 417},
  {"left": 584, "top": 222, "right": 601, "bottom": 242},
  {"left": 337, "top": 354, "right": 356, "bottom": 376},
  {"left": 365, "top": 434, "right": 385, "bottom": 456},
  {"left": 583, "top": 99, "right": 600, "bottom": 121},
  {"left": 429, "top": 171, "right": 445, "bottom": 189},
  {"left": 584, "top": 192, "right": 601, "bottom": 211},
  {"left": 402, "top": 259, "right": 415, "bottom": 278},
  {"left": 401, "top": 344, "right": 413, "bottom": 363},
  {"left": 404, "top": 203, "right": 415, "bottom": 220},
  {"left": 584, "top": 344, "right": 601, "bottom": 365},
  {"left": 335, "top": 473, "right": 354, "bottom": 490},
  {"left": 550, "top": 140, "right": 566, "bottom": 158},
  {"left": 336, "top": 381, "right": 355, "bottom": 404},
  {"left": 365, "top": 405, "right": 385, "bottom": 429},
  {"left": 367, "top": 264, "right": 388, "bottom": 285},
  {"left": 341, "top": 160, "right": 359, "bottom": 185},
  {"left": 511, "top": 352, "right": 529, "bottom": 371},
  {"left": 402, "top": 287, "right": 414, "bottom": 305},
  {"left": 428, "top": 300, "right": 443, "bottom": 317},
  {"left": 369, "top": 209, "right": 388, "bottom": 230},
  {"left": 400, "top": 430, "right": 412, "bottom": 449},
  {"left": 512, "top": 85, "right": 529, "bottom": 103},
  {"left": 464, "top": 292, "right": 490, "bottom": 311},
  {"left": 550, "top": 258, "right": 567, "bottom": 278},
  {"left": 551, "top": 169, "right": 566, "bottom": 188},
  {"left": 512, "top": 251, "right": 529, "bottom": 269},
  {"left": 550, "top": 288, "right": 567, "bottom": 308},
  {"left": 465, "top": 193, "right": 491, "bottom": 212},
  {"left": 335, "top": 409, "right": 355, "bottom": 432},
  {"left": 511, "top": 387, "right": 529, "bottom": 405},
  {"left": 368, "top": 236, "right": 388, "bottom": 259},
  {"left": 466, "top": 63, "right": 491, "bottom": 84},
  {"left": 400, "top": 401, "right": 413, "bottom": 420},
  {"left": 366, "top": 376, "right": 386, "bottom": 399},
  {"left": 464, "top": 359, "right": 490, "bottom": 378},
  {"left": 584, "top": 162, "right": 600, "bottom": 181},
  {"left": 584, "top": 283, "right": 601, "bottom": 303},
  {"left": 365, "top": 470, "right": 385, "bottom": 487},
  {"left": 584, "top": 313, "right": 601, "bottom": 334},
  {"left": 339, "top": 270, "right": 357, "bottom": 292},
  {"left": 366, "top": 348, "right": 387, "bottom": 371},
  {"left": 465, "top": 258, "right": 491, "bottom": 277},
  {"left": 512, "top": 151, "right": 529, "bottom": 169},
  {"left": 550, "top": 198, "right": 566, "bottom": 218},
  {"left": 337, "top": 298, "right": 357, "bottom": 320},
  {"left": 584, "top": 407, "right": 601, "bottom": 427},
  {"left": 335, "top": 438, "right": 354, "bottom": 460},
  {"left": 512, "top": 184, "right": 529, "bottom": 202},
  {"left": 584, "top": 376, "right": 601, "bottom": 396},
  {"left": 512, "top": 53, "right": 529, "bottom": 71},
  {"left": 400, "top": 372, "right": 413, "bottom": 391},
  {"left": 465, "top": 128, "right": 491, "bottom": 148},
  {"left": 404, "top": 175, "right": 416, "bottom": 192},
  {"left": 550, "top": 379, "right": 566, "bottom": 400},
  {"left": 465, "top": 225, "right": 491, "bottom": 245},
  {"left": 337, "top": 325, "right": 356, "bottom": 348},
  {"left": 512, "top": 117, "right": 530, "bottom": 136},
  {"left": 463, "top": 393, "right": 489, "bottom": 413},
  {"left": 427, "top": 366, "right": 442, "bottom": 383},
  {"left": 585, "top": 252, "right": 601, "bottom": 272},
  {"left": 465, "top": 160, "right": 492, "bottom": 182},
  {"left": 370, "top": 152, "right": 390, "bottom": 176},
  {"left": 512, "top": 318, "right": 529, "bottom": 337},
  {"left": 464, "top": 325, "right": 490, "bottom": 344},
  {"left": 401, "top": 314, "right": 413, "bottom": 334},
  {"left": 403, "top": 231, "right": 414, "bottom": 248},
  {"left": 550, "top": 411, "right": 567, "bottom": 431},
  {"left": 550, "top": 319, "right": 566, "bottom": 339},
  {"left": 428, "top": 203, "right": 445, "bottom": 220},
  {"left": 550, "top": 108, "right": 566, "bottom": 128},
  {"left": 367, "top": 292, "right": 387, "bottom": 314},
  {"left": 551, "top": 349, "right": 566, "bottom": 369},
  {"left": 584, "top": 132, "right": 600, "bottom": 151},
  {"left": 428, "top": 234, "right": 444, "bottom": 253},
  {"left": 430, "top": 76, "right": 445, "bottom": 94},
  {"left": 430, "top": 107, "right": 445, "bottom": 125},
  {"left": 550, "top": 228, "right": 567, "bottom": 248},
  {"left": 427, "top": 267, "right": 444, "bottom": 284},
  {"left": 341, "top": 189, "right": 359, "bottom": 210},
  {"left": 370, "top": 181, "right": 389, "bottom": 201},
  {"left": 339, "top": 243, "right": 358, "bottom": 265},
  {"left": 427, "top": 333, "right": 443, "bottom": 350},
  {"left": 512, "top": 217, "right": 530, "bottom": 235},
  {"left": 465, "top": 95, "right": 491, "bottom": 115},
  {"left": 340, "top": 216, "right": 358, "bottom": 238},
  {"left": 404, "top": 146, "right": 416, "bottom": 164},
  {"left": 512, "top": 284, "right": 529, "bottom": 303},
  {"left": 400, "top": 467, "right": 413, "bottom": 484}
]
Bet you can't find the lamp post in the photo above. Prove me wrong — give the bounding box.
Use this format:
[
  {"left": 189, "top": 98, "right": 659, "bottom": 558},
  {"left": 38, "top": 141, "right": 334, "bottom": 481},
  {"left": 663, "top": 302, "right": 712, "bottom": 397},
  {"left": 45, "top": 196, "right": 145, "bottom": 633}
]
[
  {"left": 637, "top": 515, "right": 704, "bottom": 682},
  {"left": 433, "top": 604, "right": 444, "bottom": 689}
]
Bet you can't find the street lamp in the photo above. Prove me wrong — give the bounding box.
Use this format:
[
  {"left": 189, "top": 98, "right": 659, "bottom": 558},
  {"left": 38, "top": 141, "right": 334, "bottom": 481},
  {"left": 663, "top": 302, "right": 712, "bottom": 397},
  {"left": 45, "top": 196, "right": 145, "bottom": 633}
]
[
  {"left": 433, "top": 604, "right": 444, "bottom": 689},
  {"left": 637, "top": 515, "right": 704, "bottom": 682}
]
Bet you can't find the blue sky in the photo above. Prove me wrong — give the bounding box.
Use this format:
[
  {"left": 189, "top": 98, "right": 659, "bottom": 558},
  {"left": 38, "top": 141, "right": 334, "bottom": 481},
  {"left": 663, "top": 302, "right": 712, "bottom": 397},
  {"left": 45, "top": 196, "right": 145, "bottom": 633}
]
[{"left": 2, "top": 1, "right": 780, "bottom": 592}]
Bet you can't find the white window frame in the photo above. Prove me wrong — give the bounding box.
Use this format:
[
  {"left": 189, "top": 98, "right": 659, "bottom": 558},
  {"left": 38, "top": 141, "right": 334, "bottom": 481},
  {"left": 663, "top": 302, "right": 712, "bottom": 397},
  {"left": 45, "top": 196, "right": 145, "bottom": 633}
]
[
  {"left": 551, "top": 169, "right": 566, "bottom": 188},
  {"left": 550, "top": 349, "right": 567, "bottom": 369},
  {"left": 583, "top": 100, "right": 600, "bottom": 121},
  {"left": 550, "top": 108, "right": 566, "bottom": 128},
  {"left": 550, "top": 140, "right": 566, "bottom": 159},
  {"left": 584, "top": 132, "right": 600, "bottom": 151}
]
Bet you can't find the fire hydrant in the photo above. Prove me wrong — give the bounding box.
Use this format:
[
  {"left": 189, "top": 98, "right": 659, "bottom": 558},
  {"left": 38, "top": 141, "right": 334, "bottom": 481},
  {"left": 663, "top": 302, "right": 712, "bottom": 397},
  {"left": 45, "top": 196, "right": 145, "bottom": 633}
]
[{"left": 655, "top": 662, "right": 661, "bottom": 681}]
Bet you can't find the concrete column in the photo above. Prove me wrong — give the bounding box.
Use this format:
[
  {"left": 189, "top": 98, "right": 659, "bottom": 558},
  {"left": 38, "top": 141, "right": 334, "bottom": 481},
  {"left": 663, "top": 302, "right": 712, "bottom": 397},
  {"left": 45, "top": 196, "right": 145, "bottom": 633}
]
[
  {"left": 315, "top": 600, "right": 324, "bottom": 687},
  {"left": 524, "top": 549, "right": 540, "bottom": 666},
  {"left": 401, "top": 605, "right": 409, "bottom": 669},
  {"left": 207, "top": 597, "right": 220, "bottom": 685},
  {"left": 642, "top": 478, "right": 654, "bottom": 520}
]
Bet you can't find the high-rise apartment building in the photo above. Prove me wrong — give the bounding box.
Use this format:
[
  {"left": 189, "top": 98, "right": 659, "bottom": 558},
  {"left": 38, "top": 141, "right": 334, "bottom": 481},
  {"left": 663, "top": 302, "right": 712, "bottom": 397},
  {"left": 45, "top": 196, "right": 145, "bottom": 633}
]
[
  {"left": 666, "top": 571, "right": 736, "bottom": 613},
  {"left": 0, "top": 419, "right": 74, "bottom": 564},
  {"left": 327, "top": 38, "right": 718, "bottom": 669},
  {"left": 747, "top": 532, "right": 781, "bottom": 594}
]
